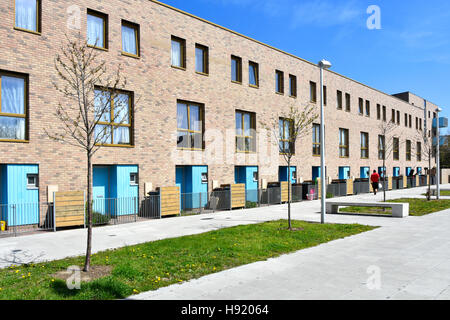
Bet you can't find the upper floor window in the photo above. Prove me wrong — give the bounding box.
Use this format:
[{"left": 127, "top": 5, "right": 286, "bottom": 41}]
[
  {"left": 345, "top": 93, "right": 351, "bottom": 112},
  {"left": 236, "top": 110, "right": 256, "bottom": 153},
  {"left": 391, "top": 109, "right": 396, "bottom": 123},
  {"left": 339, "top": 128, "right": 349, "bottom": 158},
  {"left": 313, "top": 123, "right": 321, "bottom": 156},
  {"left": 94, "top": 88, "right": 133, "bottom": 146},
  {"left": 377, "top": 104, "right": 381, "bottom": 120},
  {"left": 365, "top": 101, "right": 370, "bottom": 117},
  {"left": 195, "top": 44, "right": 209, "bottom": 75},
  {"left": 358, "top": 98, "right": 364, "bottom": 115},
  {"left": 382, "top": 106, "right": 387, "bottom": 121},
  {"left": 406, "top": 140, "right": 411, "bottom": 161},
  {"left": 87, "top": 9, "right": 108, "bottom": 50},
  {"left": 231, "top": 55, "right": 242, "bottom": 83},
  {"left": 361, "top": 132, "right": 369, "bottom": 159},
  {"left": 171, "top": 36, "right": 186, "bottom": 69},
  {"left": 310, "top": 81, "right": 317, "bottom": 103},
  {"left": 378, "top": 135, "right": 385, "bottom": 160},
  {"left": 289, "top": 75, "right": 297, "bottom": 97},
  {"left": 121, "top": 20, "right": 139, "bottom": 57},
  {"left": 279, "top": 118, "right": 294, "bottom": 155},
  {"left": 404, "top": 113, "right": 408, "bottom": 127},
  {"left": 323, "top": 86, "right": 327, "bottom": 106},
  {"left": 393, "top": 137, "right": 400, "bottom": 160},
  {"left": 337, "top": 91, "right": 343, "bottom": 110},
  {"left": 417, "top": 142, "right": 422, "bottom": 161},
  {"left": 177, "top": 101, "right": 204, "bottom": 150},
  {"left": 409, "top": 114, "right": 412, "bottom": 128},
  {"left": 275, "top": 70, "right": 284, "bottom": 94},
  {"left": 15, "top": 0, "right": 41, "bottom": 34},
  {"left": 249, "top": 61, "right": 259, "bottom": 87},
  {"left": 0, "top": 72, "right": 27, "bottom": 141},
  {"left": 397, "top": 111, "right": 400, "bottom": 125}
]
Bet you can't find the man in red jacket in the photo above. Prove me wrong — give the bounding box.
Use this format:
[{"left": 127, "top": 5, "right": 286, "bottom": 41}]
[{"left": 370, "top": 170, "right": 380, "bottom": 195}]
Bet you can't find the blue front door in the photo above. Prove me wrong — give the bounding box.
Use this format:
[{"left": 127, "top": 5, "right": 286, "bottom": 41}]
[
  {"left": 360, "top": 167, "right": 370, "bottom": 179},
  {"left": 93, "top": 166, "right": 109, "bottom": 214},
  {"left": 339, "top": 167, "right": 350, "bottom": 180}
]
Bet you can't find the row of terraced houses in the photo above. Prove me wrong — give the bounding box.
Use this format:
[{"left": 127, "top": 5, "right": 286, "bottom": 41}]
[{"left": 0, "top": 0, "right": 442, "bottom": 231}]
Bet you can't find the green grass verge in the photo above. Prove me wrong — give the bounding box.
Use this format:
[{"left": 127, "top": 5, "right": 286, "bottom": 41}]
[
  {"left": 422, "top": 190, "right": 450, "bottom": 197},
  {"left": 0, "top": 220, "right": 374, "bottom": 300},
  {"left": 341, "top": 198, "right": 450, "bottom": 216}
]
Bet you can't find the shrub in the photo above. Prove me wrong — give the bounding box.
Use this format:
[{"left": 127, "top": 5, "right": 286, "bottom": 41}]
[
  {"left": 246, "top": 201, "right": 258, "bottom": 208},
  {"left": 326, "top": 193, "right": 334, "bottom": 199},
  {"left": 86, "top": 211, "right": 111, "bottom": 226}
]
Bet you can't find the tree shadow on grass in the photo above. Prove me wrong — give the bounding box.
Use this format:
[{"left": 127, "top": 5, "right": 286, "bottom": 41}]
[{"left": 50, "top": 277, "right": 132, "bottom": 300}]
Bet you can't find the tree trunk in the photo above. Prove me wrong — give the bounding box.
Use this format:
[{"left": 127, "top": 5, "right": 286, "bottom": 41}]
[
  {"left": 428, "top": 153, "right": 431, "bottom": 201},
  {"left": 84, "top": 151, "right": 93, "bottom": 272},
  {"left": 287, "top": 160, "right": 292, "bottom": 231},
  {"left": 383, "top": 157, "right": 386, "bottom": 203}
]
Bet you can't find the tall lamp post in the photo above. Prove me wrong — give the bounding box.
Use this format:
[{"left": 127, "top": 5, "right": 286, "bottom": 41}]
[
  {"left": 318, "top": 59, "right": 332, "bottom": 224},
  {"left": 436, "top": 107, "right": 442, "bottom": 200}
]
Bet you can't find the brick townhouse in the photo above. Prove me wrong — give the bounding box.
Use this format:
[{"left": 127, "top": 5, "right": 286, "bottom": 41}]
[{"left": 0, "top": 0, "right": 440, "bottom": 226}]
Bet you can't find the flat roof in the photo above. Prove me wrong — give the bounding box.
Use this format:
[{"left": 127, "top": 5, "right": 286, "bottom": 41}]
[{"left": 151, "top": 0, "right": 434, "bottom": 110}]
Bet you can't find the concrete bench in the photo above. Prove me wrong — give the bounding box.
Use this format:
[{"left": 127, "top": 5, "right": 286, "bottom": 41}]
[{"left": 326, "top": 201, "right": 409, "bottom": 218}]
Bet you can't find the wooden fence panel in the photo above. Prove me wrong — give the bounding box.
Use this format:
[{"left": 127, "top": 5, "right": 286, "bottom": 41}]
[
  {"left": 281, "top": 181, "right": 290, "bottom": 202},
  {"left": 158, "top": 186, "right": 180, "bottom": 216},
  {"left": 55, "top": 191, "right": 85, "bottom": 228},
  {"left": 346, "top": 179, "right": 353, "bottom": 195},
  {"left": 230, "top": 184, "right": 245, "bottom": 208}
]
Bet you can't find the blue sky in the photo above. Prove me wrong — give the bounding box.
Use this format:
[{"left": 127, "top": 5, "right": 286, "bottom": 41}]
[{"left": 160, "top": 0, "right": 450, "bottom": 129}]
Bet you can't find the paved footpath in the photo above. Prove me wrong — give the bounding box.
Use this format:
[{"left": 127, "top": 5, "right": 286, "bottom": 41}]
[{"left": 1, "top": 185, "right": 450, "bottom": 300}]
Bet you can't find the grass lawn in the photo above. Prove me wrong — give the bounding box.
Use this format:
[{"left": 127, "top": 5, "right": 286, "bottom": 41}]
[
  {"left": 422, "top": 190, "right": 450, "bottom": 197},
  {"left": 0, "top": 220, "right": 374, "bottom": 300},
  {"left": 340, "top": 198, "right": 450, "bottom": 216}
]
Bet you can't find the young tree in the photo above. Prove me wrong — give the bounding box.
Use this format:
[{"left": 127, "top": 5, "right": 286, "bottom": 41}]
[
  {"left": 261, "top": 105, "right": 318, "bottom": 230},
  {"left": 414, "top": 129, "right": 435, "bottom": 200},
  {"left": 377, "top": 120, "right": 399, "bottom": 202},
  {"left": 45, "top": 35, "right": 130, "bottom": 272}
]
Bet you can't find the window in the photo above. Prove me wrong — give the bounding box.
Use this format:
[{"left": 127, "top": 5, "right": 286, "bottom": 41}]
[
  {"left": 289, "top": 75, "right": 297, "bottom": 97},
  {"left": 419, "top": 118, "right": 422, "bottom": 131},
  {"left": 195, "top": 44, "right": 209, "bottom": 74},
  {"left": 253, "top": 171, "right": 258, "bottom": 182},
  {"left": 365, "top": 101, "right": 370, "bottom": 117},
  {"left": 26, "top": 174, "right": 38, "bottom": 189},
  {"left": 279, "top": 118, "right": 294, "bottom": 154},
  {"left": 249, "top": 61, "right": 259, "bottom": 87},
  {"left": 171, "top": 36, "right": 186, "bottom": 69},
  {"left": 121, "top": 20, "right": 139, "bottom": 57},
  {"left": 231, "top": 55, "right": 242, "bottom": 83},
  {"left": 310, "top": 82, "right": 317, "bottom": 103},
  {"left": 409, "top": 115, "right": 412, "bottom": 128},
  {"left": 130, "top": 173, "right": 138, "bottom": 185},
  {"left": 201, "top": 172, "right": 208, "bottom": 183},
  {"left": 337, "top": 91, "right": 343, "bottom": 110},
  {"left": 417, "top": 142, "right": 422, "bottom": 161},
  {"left": 377, "top": 104, "right": 381, "bottom": 120},
  {"left": 236, "top": 111, "right": 256, "bottom": 152},
  {"left": 339, "top": 128, "right": 349, "bottom": 158},
  {"left": 323, "top": 86, "right": 327, "bottom": 106},
  {"left": 393, "top": 137, "right": 399, "bottom": 160},
  {"left": 275, "top": 70, "right": 284, "bottom": 94},
  {"left": 378, "top": 135, "right": 385, "bottom": 160},
  {"left": 345, "top": 93, "right": 351, "bottom": 111},
  {"left": 94, "top": 88, "right": 133, "bottom": 146},
  {"left": 406, "top": 140, "right": 411, "bottom": 161},
  {"left": 15, "top": 0, "right": 41, "bottom": 33},
  {"left": 397, "top": 111, "right": 400, "bottom": 125},
  {"left": 177, "top": 101, "right": 204, "bottom": 150},
  {"left": 312, "top": 123, "right": 321, "bottom": 156},
  {"left": 87, "top": 9, "right": 108, "bottom": 50},
  {"left": 382, "top": 106, "right": 387, "bottom": 121},
  {"left": 358, "top": 98, "right": 364, "bottom": 115},
  {"left": 0, "top": 71, "right": 27, "bottom": 141},
  {"left": 404, "top": 113, "right": 408, "bottom": 127},
  {"left": 415, "top": 117, "right": 418, "bottom": 130},
  {"left": 361, "top": 132, "right": 369, "bottom": 159},
  {"left": 391, "top": 109, "right": 396, "bottom": 123}
]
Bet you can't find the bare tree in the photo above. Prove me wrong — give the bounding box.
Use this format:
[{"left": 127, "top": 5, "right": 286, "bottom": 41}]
[
  {"left": 377, "top": 120, "right": 400, "bottom": 202},
  {"left": 45, "top": 35, "right": 131, "bottom": 272},
  {"left": 261, "top": 105, "right": 318, "bottom": 230},
  {"left": 414, "top": 129, "right": 434, "bottom": 200}
]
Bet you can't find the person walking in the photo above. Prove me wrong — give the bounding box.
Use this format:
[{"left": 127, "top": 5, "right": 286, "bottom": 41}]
[{"left": 370, "top": 170, "right": 380, "bottom": 195}]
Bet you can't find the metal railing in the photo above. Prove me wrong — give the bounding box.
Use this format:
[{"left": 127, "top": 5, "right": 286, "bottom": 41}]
[{"left": 0, "top": 202, "right": 54, "bottom": 237}]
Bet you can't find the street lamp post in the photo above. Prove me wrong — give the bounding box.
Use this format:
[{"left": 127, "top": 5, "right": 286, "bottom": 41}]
[
  {"left": 436, "top": 107, "right": 442, "bottom": 200},
  {"left": 318, "top": 59, "right": 332, "bottom": 224}
]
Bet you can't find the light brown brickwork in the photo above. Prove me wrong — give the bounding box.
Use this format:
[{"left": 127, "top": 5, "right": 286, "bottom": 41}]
[{"left": 0, "top": 0, "right": 435, "bottom": 206}]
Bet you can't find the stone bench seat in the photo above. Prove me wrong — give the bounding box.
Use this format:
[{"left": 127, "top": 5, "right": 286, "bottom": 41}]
[{"left": 326, "top": 201, "right": 409, "bottom": 218}]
